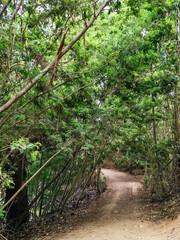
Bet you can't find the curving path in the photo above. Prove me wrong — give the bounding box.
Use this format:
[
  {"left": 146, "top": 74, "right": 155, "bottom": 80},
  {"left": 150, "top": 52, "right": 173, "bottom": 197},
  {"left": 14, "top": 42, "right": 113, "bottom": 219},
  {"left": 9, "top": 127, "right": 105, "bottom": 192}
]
[{"left": 34, "top": 169, "right": 180, "bottom": 240}]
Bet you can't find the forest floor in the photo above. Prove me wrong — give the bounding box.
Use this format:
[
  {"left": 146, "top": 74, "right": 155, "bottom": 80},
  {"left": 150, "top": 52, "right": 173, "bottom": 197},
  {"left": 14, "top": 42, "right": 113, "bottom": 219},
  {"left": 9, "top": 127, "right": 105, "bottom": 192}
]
[{"left": 18, "top": 169, "right": 180, "bottom": 240}]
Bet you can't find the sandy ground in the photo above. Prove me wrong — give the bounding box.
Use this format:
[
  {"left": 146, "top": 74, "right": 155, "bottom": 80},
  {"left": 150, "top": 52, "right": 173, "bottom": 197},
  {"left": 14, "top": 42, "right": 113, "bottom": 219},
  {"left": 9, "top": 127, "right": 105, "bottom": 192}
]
[{"left": 52, "top": 169, "right": 180, "bottom": 240}]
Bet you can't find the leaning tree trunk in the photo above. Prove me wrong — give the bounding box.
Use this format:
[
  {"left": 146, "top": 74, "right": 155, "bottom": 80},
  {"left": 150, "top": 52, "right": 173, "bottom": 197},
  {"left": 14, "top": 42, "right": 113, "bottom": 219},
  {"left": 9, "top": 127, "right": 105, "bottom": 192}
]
[{"left": 5, "top": 151, "right": 29, "bottom": 229}]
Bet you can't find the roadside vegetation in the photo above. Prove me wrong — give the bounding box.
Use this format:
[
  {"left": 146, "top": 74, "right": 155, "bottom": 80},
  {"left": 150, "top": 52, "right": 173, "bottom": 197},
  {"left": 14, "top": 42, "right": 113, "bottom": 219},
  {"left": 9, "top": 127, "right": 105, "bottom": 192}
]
[{"left": 0, "top": 0, "right": 179, "bottom": 238}]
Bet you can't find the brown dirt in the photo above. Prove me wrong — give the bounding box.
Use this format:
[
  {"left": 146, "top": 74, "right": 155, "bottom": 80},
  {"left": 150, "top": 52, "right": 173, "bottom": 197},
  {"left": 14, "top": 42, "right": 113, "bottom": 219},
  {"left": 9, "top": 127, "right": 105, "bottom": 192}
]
[{"left": 20, "top": 169, "right": 180, "bottom": 240}]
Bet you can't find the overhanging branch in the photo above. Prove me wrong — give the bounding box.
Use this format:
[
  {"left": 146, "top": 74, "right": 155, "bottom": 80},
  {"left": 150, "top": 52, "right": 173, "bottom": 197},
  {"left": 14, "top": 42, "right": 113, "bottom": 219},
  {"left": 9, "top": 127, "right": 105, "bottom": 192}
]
[{"left": 0, "top": 0, "right": 112, "bottom": 115}]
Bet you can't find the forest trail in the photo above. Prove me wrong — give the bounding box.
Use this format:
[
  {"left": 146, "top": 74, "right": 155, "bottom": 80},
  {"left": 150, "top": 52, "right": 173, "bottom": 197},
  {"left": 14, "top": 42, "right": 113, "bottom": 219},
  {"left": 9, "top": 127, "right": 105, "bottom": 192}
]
[{"left": 51, "top": 169, "right": 180, "bottom": 240}]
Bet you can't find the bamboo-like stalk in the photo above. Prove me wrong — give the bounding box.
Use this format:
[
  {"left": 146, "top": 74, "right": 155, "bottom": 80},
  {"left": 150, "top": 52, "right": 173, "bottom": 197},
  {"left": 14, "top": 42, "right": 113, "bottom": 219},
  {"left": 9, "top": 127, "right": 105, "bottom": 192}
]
[
  {"left": 75, "top": 148, "right": 104, "bottom": 208},
  {"left": 42, "top": 167, "right": 69, "bottom": 214},
  {"left": 57, "top": 168, "right": 74, "bottom": 210},
  {"left": 96, "top": 165, "right": 102, "bottom": 194},
  {"left": 1, "top": 146, "right": 69, "bottom": 211},
  {"left": 59, "top": 157, "right": 90, "bottom": 213},
  {"left": 16, "top": 157, "right": 72, "bottom": 228},
  {"left": 49, "top": 164, "right": 71, "bottom": 212},
  {"left": 56, "top": 146, "right": 83, "bottom": 210},
  {"left": 33, "top": 151, "right": 42, "bottom": 221}
]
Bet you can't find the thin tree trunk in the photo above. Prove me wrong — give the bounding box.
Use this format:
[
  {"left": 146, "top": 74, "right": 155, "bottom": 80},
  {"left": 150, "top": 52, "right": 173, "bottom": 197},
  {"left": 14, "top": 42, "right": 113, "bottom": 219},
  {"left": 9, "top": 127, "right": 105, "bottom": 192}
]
[
  {"left": 152, "top": 100, "right": 157, "bottom": 145},
  {"left": 4, "top": 151, "right": 29, "bottom": 228},
  {"left": 16, "top": 157, "right": 72, "bottom": 228},
  {"left": 173, "top": 7, "right": 180, "bottom": 190},
  {"left": 2, "top": 147, "right": 68, "bottom": 211}
]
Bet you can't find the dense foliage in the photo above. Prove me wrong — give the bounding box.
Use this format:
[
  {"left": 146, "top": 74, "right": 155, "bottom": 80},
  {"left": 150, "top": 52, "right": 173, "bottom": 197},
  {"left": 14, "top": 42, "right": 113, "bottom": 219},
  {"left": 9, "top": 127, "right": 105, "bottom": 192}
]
[{"left": 0, "top": 0, "right": 179, "bottom": 232}]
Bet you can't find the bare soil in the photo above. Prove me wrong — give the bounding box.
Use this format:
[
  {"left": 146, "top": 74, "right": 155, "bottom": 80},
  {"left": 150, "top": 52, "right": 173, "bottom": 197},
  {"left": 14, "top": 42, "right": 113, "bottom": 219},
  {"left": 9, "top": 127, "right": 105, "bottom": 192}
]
[{"left": 18, "top": 169, "right": 180, "bottom": 240}]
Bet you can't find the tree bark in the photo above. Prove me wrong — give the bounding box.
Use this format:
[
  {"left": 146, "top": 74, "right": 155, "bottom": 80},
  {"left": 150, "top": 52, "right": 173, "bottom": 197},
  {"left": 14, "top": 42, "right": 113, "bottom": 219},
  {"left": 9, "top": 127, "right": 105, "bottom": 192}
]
[
  {"left": 5, "top": 152, "right": 29, "bottom": 228},
  {"left": 2, "top": 147, "right": 66, "bottom": 211}
]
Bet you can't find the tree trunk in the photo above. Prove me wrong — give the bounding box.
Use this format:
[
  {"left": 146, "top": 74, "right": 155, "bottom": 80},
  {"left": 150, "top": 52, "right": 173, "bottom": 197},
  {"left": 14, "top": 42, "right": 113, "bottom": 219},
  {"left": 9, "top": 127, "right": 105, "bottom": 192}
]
[
  {"left": 5, "top": 151, "right": 29, "bottom": 228},
  {"left": 174, "top": 8, "right": 180, "bottom": 190},
  {"left": 174, "top": 80, "right": 180, "bottom": 189}
]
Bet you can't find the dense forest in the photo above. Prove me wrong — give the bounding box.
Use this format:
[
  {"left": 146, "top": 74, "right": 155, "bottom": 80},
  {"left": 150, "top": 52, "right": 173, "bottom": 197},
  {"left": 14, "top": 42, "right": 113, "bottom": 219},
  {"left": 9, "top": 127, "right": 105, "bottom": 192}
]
[{"left": 0, "top": 0, "right": 179, "bottom": 237}]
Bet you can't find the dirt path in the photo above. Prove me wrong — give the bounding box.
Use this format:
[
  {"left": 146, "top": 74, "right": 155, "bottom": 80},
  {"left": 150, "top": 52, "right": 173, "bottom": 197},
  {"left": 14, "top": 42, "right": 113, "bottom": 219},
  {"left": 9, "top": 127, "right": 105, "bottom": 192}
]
[
  {"left": 23, "top": 169, "right": 180, "bottom": 240},
  {"left": 52, "top": 169, "right": 180, "bottom": 240}
]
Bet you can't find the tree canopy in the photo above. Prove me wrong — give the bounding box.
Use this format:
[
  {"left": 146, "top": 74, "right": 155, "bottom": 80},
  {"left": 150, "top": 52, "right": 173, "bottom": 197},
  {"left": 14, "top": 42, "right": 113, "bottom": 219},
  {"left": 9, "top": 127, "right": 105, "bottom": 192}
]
[{"left": 0, "top": 0, "right": 179, "bottom": 232}]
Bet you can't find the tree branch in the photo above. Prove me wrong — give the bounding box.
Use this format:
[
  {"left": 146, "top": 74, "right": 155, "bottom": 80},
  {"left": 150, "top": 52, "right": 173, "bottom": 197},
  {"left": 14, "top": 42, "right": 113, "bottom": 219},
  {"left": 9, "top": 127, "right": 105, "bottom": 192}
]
[
  {"left": 0, "top": 0, "right": 12, "bottom": 19},
  {"left": 38, "top": 79, "right": 98, "bottom": 115},
  {"left": 0, "top": 0, "right": 112, "bottom": 115},
  {"left": 10, "top": 0, "right": 23, "bottom": 24}
]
